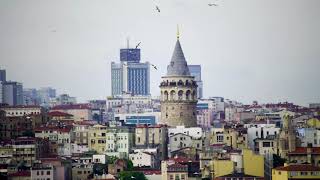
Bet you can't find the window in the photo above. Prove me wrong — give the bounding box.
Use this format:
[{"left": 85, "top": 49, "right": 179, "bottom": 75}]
[
  {"left": 47, "top": 171, "right": 50, "bottom": 175},
  {"left": 169, "top": 175, "right": 174, "bottom": 180},
  {"left": 256, "top": 131, "right": 258, "bottom": 136},
  {"left": 301, "top": 172, "right": 308, "bottom": 175}
]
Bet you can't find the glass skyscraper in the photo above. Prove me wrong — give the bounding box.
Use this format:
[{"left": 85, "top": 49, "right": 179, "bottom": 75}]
[
  {"left": 188, "top": 65, "right": 203, "bottom": 98},
  {"left": 111, "top": 47, "right": 150, "bottom": 96}
]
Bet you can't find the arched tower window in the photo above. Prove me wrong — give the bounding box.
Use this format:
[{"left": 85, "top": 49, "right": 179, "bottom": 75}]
[
  {"left": 164, "top": 91, "right": 169, "bottom": 101},
  {"left": 186, "top": 90, "right": 191, "bottom": 100},
  {"left": 178, "top": 90, "right": 183, "bottom": 100},
  {"left": 178, "top": 80, "right": 183, "bottom": 86},
  {"left": 170, "top": 90, "right": 176, "bottom": 100}
]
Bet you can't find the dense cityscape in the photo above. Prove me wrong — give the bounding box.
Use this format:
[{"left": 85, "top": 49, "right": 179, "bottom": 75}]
[{"left": 1, "top": 33, "right": 320, "bottom": 180}]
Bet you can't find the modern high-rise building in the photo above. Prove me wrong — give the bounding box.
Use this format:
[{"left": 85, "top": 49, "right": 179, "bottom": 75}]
[
  {"left": 23, "top": 88, "right": 38, "bottom": 105},
  {"left": 0, "top": 68, "right": 6, "bottom": 82},
  {"left": 0, "top": 68, "right": 5, "bottom": 104},
  {"left": 38, "top": 87, "right": 56, "bottom": 106},
  {"left": 160, "top": 32, "right": 198, "bottom": 127},
  {"left": 111, "top": 45, "right": 150, "bottom": 96},
  {"left": 2, "top": 81, "right": 23, "bottom": 105},
  {"left": 188, "top": 65, "right": 203, "bottom": 99}
]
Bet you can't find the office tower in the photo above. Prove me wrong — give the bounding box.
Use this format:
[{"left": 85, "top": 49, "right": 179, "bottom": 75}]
[
  {"left": 0, "top": 68, "right": 6, "bottom": 82},
  {"left": 111, "top": 42, "right": 150, "bottom": 96},
  {"left": 188, "top": 65, "right": 203, "bottom": 99},
  {"left": 160, "top": 33, "right": 198, "bottom": 127},
  {"left": 38, "top": 87, "right": 56, "bottom": 106},
  {"left": 23, "top": 88, "right": 38, "bottom": 105},
  {"left": 3, "top": 81, "right": 23, "bottom": 105}
]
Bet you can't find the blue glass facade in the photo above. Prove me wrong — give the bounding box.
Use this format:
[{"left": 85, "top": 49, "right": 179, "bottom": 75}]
[
  {"left": 128, "top": 67, "right": 148, "bottom": 95},
  {"left": 188, "top": 65, "right": 203, "bottom": 98},
  {"left": 120, "top": 49, "right": 140, "bottom": 63},
  {"left": 197, "top": 103, "right": 209, "bottom": 110},
  {"left": 126, "top": 116, "right": 156, "bottom": 125}
]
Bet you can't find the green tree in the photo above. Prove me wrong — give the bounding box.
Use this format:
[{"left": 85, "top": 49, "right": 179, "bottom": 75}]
[
  {"left": 273, "top": 154, "right": 286, "bottom": 168},
  {"left": 126, "top": 159, "right": 134, "bottom": 171},
  {"left": 119, "top": 171, "right": 147, "bottom": 180}
]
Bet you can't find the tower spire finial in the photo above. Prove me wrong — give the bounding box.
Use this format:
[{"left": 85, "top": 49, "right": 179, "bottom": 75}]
[{"left": 177, "top": 24, "right": 180, "bottom": 40}]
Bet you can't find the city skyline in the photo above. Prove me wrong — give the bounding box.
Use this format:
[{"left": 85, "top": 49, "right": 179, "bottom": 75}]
[{"left": 1, "top": 0, "right": 320, "bottom": 105}]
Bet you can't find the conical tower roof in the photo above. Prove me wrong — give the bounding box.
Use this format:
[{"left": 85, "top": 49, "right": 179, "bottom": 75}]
[{"left": 167, "top": 39, "right": 190, "bottom": 76}]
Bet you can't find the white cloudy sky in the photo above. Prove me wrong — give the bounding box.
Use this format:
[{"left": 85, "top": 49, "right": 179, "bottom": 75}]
[{"left": 0, "top": 0, "right": 319, "bottom": 106}]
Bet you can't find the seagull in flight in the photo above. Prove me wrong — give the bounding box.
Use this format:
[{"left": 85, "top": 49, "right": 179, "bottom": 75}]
[
  {"left": 208, "top": 3, "right": 218, "bottom": 6},
  {"left": 151, "top": 64, "right": 158, "bottom": 70},
  {"left": 156, "top": 6, "right": 160, "bottom": 12},
  {"left": 135, "top": 42, "right": 141, "bottom": 49}
]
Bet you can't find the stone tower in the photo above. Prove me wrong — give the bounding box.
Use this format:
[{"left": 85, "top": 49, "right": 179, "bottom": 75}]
[
  {"left": 278, "top": 113, "right": 296, "bottom": 158},
  {"left": 160, "top": 32, "right": 198, "bottom": 127}
]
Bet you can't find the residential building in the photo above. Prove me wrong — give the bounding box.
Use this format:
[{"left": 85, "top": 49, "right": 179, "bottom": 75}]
[
  {"left": 188, "top": 65, "right": 203, "bottom": 99},
  {"left": 8, "top": 171, "right": 31, "bottom": 180},
  {"left": 272, "top": 164, "right": 320, "bottom": 180},
  {"left": 0, "top": 112, "right": 48, "bottom": 140},
  {"left": 288, "top": 145, "right": 320, "bottom": 166},
  {"left": 31, "top": 164, "right": 54, "bottom": 180},
  {"left": 159, "top": 34, "right": 198, "bottom": 127},
  {"left": 12, "top": 137, "right": 49, "bottom": 167},
  {"left": 88, "top": 125, "right": 134, "bottom": 158},
  {"left": 88, "top": 124, "right": 107, "bottom": 154},
  {"left": 50, "top": 104, "right": 92, "bottom": 121},
  {"left": 297, "top": 128, "right": 320, "bottom": 147},
  {"left": 129, "top": 151, "right": 155, "bottom": 168},
  {"left": 135, "top": 124, "right": 168, "bottom": 161},
  {"left": 71, "top": 164, "right": 93, "bottom": 180},
  {"left": 35, "top": 125, "right": 72, "bottom": 156},
  {"left": 105, "top": 126, "right": 134, "bottom": 158},
  {"left": 254, "top": 135, "right": 277, "bottom": 156},
  {"left": 0, "top": 105, "right": 42, "bottom": 117},
  {"left": 161, "top": 160, "right": 188, "bottom": 180},
  {"left": 168, "top": 126, "right": 203, "bottom": 139},
  {"left": 245, "top": 123, "right": 280, "bottom": 150}
]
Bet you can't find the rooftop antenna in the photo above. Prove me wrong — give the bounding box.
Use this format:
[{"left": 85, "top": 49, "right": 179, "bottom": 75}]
[
  {"left": 177, "top": 24, "right": 180, "bottom": 40},
  {"left": 126, "top": 37, "right": 130, "bottom": 49}
]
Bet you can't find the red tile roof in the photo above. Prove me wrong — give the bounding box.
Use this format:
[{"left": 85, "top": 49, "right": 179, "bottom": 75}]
[
  {"left": 289, "top": 147, "right": 320, "bottom": 154},
  {"left": 35, "top": 126, "right": 72, "bottom": 133},
  {"left": 8, "top": 171, "right": 31, "bottom": 177},
  {"left": 169, "top": 156, "right": 191, "bottom": 163},
  {"left": 48, "top": 111, "right": 73, "bottom": 117},
  {"left": 168, "top": 163, "right": 188, "bottom": 168},
  {"left": 51, "top": 104, "right": 91, "bottom": 110},
  {"left": 275, "top": 164, "right": 320, "bottom": 171}
]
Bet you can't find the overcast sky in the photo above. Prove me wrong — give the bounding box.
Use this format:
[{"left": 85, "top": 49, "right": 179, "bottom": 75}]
[{"left": 0, "top": 0, "right": 319, "bottom": 106}]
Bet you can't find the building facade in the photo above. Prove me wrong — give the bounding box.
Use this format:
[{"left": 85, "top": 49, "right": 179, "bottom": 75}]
[
  {"left": 111, "top": 46, "right": 150, "bottom": 96},
  {"left": 188, "top": 65, "right": 203, "bottom": 99},
  {"left": 2, "top": 81, "right": 23, "bottom": 106}
]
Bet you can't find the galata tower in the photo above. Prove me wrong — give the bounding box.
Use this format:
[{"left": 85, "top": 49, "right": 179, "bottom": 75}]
[{"left": 160, "top": 31, "right": 198, "bottom": 127}]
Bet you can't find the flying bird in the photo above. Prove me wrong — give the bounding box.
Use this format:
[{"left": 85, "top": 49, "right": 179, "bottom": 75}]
[
  {"left": 156, "top": 6, "right": 160, "bottom": 12},
  {"left": 135, "top": 42, "right": 141, "bottom": 49},
  {"left": 208, "top": 3, "right": 218, "bottom": 6},
  {"left": 151, "top": 64, "right": 158, "bottom": 70}
]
